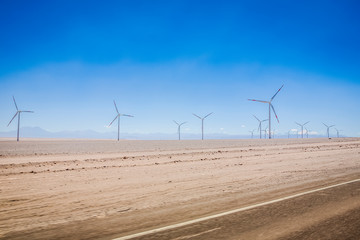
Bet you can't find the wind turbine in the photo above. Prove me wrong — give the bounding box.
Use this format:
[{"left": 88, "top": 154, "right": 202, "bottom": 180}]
[
  {"left": 253, "top": 115, "right": 267, "bottom": 139},
  {"left": 295, "top": 121, "right": 309, "bottom": 139},
  {"left": 109, "top": 100, "right": 134, "bottom": 141},
  {"left": 193, "top": 112, "right": 213, "bottom": 140},
  {"left": 174, "top": 121, "right": 186, "bottom": 140},
  {"left": 249, "top": 129, "right": 256, "bottom": 139},
  {"left": 248, "top": 85, "right": 284, "bottom": 139},
  {"left": 264, "top": 127, "right": 268, "bottom": 139},
  {"left": 323, "top": 123, "right": 335, "bottom": 139},
  {"left": 7, "top": 96, "right": 34, "bottom": 142},
  {"left": 305, "top": 127, "right": 309, "bottom": 138},
  {"left": 335, "top": 128, "right": 342, "bottom": 138}
]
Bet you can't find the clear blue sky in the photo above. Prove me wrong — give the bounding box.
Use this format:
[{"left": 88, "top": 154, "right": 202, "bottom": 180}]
[{"left": 1, "top": 0, "right": 360, "bottom": 137}]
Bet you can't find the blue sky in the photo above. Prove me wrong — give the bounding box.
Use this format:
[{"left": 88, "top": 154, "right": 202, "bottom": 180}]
[{"left": 1, "top": 0, "right": 360, "bottom": 138}]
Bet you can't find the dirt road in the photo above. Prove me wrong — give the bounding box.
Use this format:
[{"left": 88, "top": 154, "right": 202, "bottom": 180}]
[
  {"left": 118, "top": 179, "right": 360, "bottom": 240},
  {"left": 0, "top": 138, "right": 359, "bottom": 239}
]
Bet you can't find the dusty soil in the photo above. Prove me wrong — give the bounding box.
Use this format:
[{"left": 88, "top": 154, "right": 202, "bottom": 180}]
[{"left": 0, "top": 138, "right": 359, "bottom": 239}]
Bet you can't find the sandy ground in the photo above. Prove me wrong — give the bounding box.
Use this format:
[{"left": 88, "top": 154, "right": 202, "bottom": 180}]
[{"left": 0, "top": 138, "right": 359, "bottom": 239}]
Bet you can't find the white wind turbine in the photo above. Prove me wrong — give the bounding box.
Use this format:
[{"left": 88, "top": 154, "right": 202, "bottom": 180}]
[
  {"left": 249, "top": 129, "right": 256, "bottom": 139},
  {"left": 174, "top": 121, "right": 186, "bottom": 140},
  {"left": 248, "top": 85, "right": 284, "bottom": 139},
  {"left": 323, "top": 123, "right": 335, "bottom": 139},
  {"left": 264, "top": 126, "right": 268, "bottom": 139},
  {"left": 109, "top": 100, "right": 134, "bottom": 141},
  {"left": 253, "top": 115, "right": 267, "bottom": 139},
  {"left": 7, "top": 96, "right": 34, "bottom": 142},
  {"left": 305, "top": 127, "right": 309, "bottom": 138},
  {"left": 335, "top": 128, "right": 342, "bottom": 138},
  {"left": 295, "top": 121, "right": 309, "bottom": 139},
  {"left": 193, "top": 112, "right": 213, "bottom": 140}
]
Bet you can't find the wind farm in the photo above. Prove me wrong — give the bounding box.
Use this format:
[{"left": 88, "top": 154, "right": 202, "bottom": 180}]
[
  {"left": 1, "top": 1, "right": 360, "bottom": 239},
  {"left": 2, "top": 70, "right": 359, "bottom": 240}
]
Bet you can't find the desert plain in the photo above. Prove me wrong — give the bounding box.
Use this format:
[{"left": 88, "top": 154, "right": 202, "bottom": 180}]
[{"left": 0, "top": 138, "right": 360, "bottom": 239}]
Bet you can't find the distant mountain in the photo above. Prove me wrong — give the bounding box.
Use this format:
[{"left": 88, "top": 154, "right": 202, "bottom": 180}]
[
  {"left": 0, "top": 126, "right": 248, "bottom": 140},
  {"left": 0, "top": 127, "right": 324, "bottom": 140}
]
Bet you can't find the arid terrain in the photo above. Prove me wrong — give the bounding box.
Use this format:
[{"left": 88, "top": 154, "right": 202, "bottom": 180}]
[{"left": 0, "top": 138, "right": 359, "bottom": 239}]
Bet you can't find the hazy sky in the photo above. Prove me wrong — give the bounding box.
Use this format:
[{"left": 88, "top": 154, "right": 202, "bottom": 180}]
[{"left": 1, "top": 0, "right": 360, "bottom": 137}]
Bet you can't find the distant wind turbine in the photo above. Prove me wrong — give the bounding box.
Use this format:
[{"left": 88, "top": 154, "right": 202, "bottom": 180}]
[
  {"left": 264, "top": 127, "right": 268, "bottom": 139},
  {"left": 288, "top": 130, "right": 291, "bottom": 138},
  {"left": 253, "top": 115, "right": 267, "bottom": 139},
  {"left": 305, "top": 127, "right": 309, "bottom": 138},
  {"left": 248, "top": 85, "right": 284, "bottom": 139},
  {"left": 174, "top": 121, "right": 186, "bottom": 140},
  {"left": 323, "top": 123, "right": 335, "bottom": 139},
  {"left": 335, "top": 128, "right": 342, "bottom": 138},
  {"left": 193, "top": 112, "right": 213, "bottom": 140},
  {"left": 295, "top": 121, "right": 309, "bottom": 139},
  {"left": 109, "top": 100, "right": 134, "bottom": 141},
  {"left": 249, "top": 129, "right": 256, "bottom": 139},
  {"left": 7, "top": 96, "right": 34, "bottom": 142}
]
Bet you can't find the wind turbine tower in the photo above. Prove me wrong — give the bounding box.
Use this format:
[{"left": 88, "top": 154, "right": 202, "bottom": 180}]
[
  {"left": 7, "top": 96, "right": 34, "bottom": 142},
  {"left": 174, "top": 121, "right": 186, "bottom": 140},
  {"left": 295, "top": 121, "right": 309, "bottom": 139},
  {"left": 323, "top": 123, "right": 335, "bottom": 139},
  {"left": 253, "top": 115, "right": 267, "bottom": 139},
  {"left": 109, "top": 101, "right": 134, "bottom": 141},
  {"left": 248, "top": 85, "right": 284, "bottom": 139},
  {"left": 264, "top": 127, "right": 268, "bottom": 139},
  {"left": 193, "top": 112, "right": 213, "bottom": 140}
]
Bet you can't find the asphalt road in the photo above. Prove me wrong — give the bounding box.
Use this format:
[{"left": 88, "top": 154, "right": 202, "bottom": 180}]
[{"left": 117, "top": 179, "right": 360, "bottom": 240}]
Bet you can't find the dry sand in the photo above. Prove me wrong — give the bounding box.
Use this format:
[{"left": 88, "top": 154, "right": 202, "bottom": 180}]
[{"left": 0, "top": 138, "right": 359, "bottom": 239}]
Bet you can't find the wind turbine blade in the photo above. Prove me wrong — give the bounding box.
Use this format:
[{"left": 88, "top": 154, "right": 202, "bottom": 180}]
[
  {"left": 323, "top": 123, "right": 329, "bottom": 128},
  {"left": 7, "top": 112, "right": 18, "bottom": 126},
  {"left": 329, "top": 125, "right": 335, "bottom": 128},
  {"left": 22, "top": 111, "right": 34, "bottom": 113},
  {"left": 261, "top": 119, "right": 268, "bottom": 122},
  {"left": 270, "top": 84, "right": 284, "bottom": 101},
  {"left": 295, "top": 122, "right": 301, "bottom": 126},
  {"left": 248, "top": 99, "right": 269, "bottom": 103},
  {"left": 12, "top": 96, "right": 18, "bottom": 111},
  {"left": 270, "top": 104, "right": 279, "bottom": 123},
  {"left": 173, "top": 120, "right": 179, "bottom": 125},
  {"left": 113, "top": 100, "right": 119, "bottom": 114},
  {"left": 257, "top": 123, "right": 260, "bottom": 131},
  {"left": 122, "top": 114, "right": 134, "bottom": 117},
  {"left": 180, "top": 122, "right": 187, "bottom": 126},
  {"left": 109, "top": 115, "right": 119, "bottom": 126},
  {"left": 304, "top": 121, "right": 310, "bottom": 126},
  {"left": 193, "top": 113, "right": 202, "bottom": 119},
  {"left": 204, "top": 112, "right": 213, "bottom": 119},
  {"left": 253, "top": 115, "right": 260, "bottom": 122}
]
